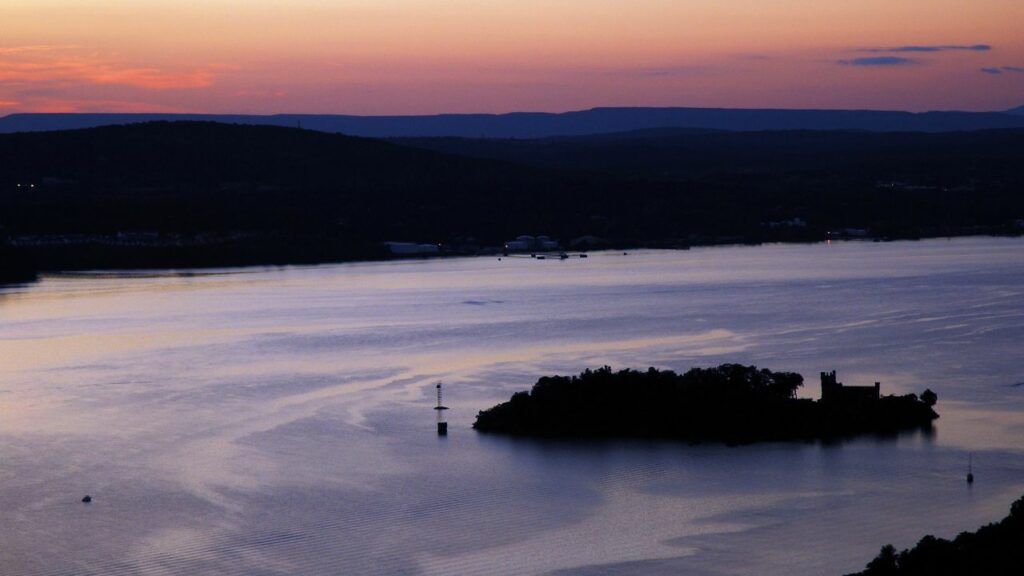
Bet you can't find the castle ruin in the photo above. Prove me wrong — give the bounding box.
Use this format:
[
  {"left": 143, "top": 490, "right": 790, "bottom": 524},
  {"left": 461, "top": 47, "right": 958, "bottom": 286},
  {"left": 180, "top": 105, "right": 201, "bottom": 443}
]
[{"left": 820, "top": 370, "right": 880, "bottom": 404}]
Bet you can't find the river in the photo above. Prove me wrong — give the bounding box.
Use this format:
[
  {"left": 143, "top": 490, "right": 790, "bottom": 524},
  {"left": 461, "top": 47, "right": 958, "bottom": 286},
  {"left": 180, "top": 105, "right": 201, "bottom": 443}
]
[{"left": 2, "top": 237, "right": 1023, "bottom": 575}]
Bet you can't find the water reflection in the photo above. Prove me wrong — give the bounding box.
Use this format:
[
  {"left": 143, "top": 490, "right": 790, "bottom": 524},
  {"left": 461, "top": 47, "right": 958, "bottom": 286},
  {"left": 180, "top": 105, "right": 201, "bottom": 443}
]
[{"left": 1, "top": 237, "right": 1024, "bottom": 575}]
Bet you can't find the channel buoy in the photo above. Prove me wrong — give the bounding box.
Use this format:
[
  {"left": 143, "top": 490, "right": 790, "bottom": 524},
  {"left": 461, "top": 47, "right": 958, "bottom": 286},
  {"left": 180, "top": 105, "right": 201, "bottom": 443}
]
[{"left": 434, "top": 383, "right": 449, "bottom": 436}]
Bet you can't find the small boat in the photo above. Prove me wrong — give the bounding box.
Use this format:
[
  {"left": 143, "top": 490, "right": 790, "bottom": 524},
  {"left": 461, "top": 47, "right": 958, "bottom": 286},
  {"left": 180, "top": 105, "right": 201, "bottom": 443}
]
[
  {"left": 559, "top": 252, "right": 569, "bottom": 260},
  {"left": 536, "top": 255, "right": 546, "bottom": 260},
  {"left": 579, "top": 253, "right": 588, "bottom": 258},
  {"left": 82, "top": 495, "right": 92, "bottom": 503},
  {"left": 967, "top": 454, "right": 975, "bottom": 484}
]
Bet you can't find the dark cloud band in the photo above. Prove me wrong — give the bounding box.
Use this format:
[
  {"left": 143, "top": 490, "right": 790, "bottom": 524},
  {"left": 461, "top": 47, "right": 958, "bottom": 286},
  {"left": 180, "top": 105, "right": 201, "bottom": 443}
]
[
  {"left": 981, "top": 66, "right": 1024, "bottom": 75},
  {"left": 839, "top": 56, "right": 915, "bottom": 67},
  {"left": 864, "top": 44, "right": 991, "bottom": 53}
]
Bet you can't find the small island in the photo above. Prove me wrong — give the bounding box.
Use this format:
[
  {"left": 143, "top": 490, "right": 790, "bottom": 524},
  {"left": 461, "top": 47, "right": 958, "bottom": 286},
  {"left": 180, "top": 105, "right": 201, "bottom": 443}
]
[
  {"left": 850, "top": 494, "right": 1024, "bottom": 575},
  {"left": 473, "top": 365, "right": 938, "bottom": 443}
]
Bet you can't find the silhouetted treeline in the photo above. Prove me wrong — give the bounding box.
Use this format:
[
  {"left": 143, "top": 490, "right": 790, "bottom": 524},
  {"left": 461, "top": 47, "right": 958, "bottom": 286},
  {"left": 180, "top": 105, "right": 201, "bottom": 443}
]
[
  {"left": 396, "top": 128, "right": 1024, "bottom": 185},
  {"left": 472, "top": 365, "right": 938, "bottom": 443},
  {"left": 850, "top": 495, "right": 1024, "bottom": 576},
  {"left": 0, "top": 122, "right": 578, "bottom": 269},
  {"left": 2, "top": 122, "right": 1023, "bottom": 272},
  {"left": 0, "top": 243, "right": 37, "bottom": 284},
  {"left": 398, "top": 128, "right": 1024, "bottom": 240}
]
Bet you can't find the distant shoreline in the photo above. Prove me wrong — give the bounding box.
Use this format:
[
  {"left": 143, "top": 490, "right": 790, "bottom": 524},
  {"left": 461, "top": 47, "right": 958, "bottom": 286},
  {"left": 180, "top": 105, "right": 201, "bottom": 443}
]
[
  {"left": 4, "top": 121, "right": 1023, "bottom": 282},
  {"left": 3, "top": 231, "right": 1021, "bottom": 286}
]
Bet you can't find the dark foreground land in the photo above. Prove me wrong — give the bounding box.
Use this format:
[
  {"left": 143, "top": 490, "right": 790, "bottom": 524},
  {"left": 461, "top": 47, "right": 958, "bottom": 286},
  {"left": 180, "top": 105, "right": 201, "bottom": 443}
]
[
  {"left": 850, "top": 495, "right": 1024, "bottom": 576},
  {"left": 2, "top": 121, "right": 1023, "bottom": 276},
  {"left": 472, "top": 365, "right": 938, "bottom": 443},
  {"left": 0, "top": 244, "right": 38, "bottom": 284}
]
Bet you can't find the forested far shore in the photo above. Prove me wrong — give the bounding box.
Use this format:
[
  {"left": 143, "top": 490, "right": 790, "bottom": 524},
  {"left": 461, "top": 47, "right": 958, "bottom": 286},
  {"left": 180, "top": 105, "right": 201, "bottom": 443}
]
[{"left": 2, "top": 121, "right": 1023, "bottom": 277}]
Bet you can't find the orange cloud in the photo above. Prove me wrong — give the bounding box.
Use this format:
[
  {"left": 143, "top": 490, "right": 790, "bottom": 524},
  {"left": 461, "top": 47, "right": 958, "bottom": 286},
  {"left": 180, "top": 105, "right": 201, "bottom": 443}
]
[
  {"left": 0, "top": 45, "right": 214, "bottom": 90},
  {"left": 15, "top": 98, "right": 186, "bottom": 114},
  {"left": 76, "top": 64, "right": 213, "bottom": 90},
  {"left": 0, "top": 45, "right": 71, "bottom": 56}
]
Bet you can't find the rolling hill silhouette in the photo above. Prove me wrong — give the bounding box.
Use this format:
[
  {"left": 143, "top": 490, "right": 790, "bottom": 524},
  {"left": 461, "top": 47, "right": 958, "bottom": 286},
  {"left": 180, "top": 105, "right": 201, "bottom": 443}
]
[
  {"left": 4, "top": 106, "right": 1024, "bottom": 138},
  {"left": 0, "top": 122, "right": 580, "bottom": 268},
  {"left": 2, "top": 121, "right": 1023, "bottom": 273},
  {"left": 396, "top": 127, "right": 1024, "bottom": 182}
]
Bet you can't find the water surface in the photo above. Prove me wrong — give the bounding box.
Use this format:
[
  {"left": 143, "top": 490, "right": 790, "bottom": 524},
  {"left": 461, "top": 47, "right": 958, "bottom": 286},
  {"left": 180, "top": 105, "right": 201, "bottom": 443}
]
[{"left": 2, "top": 237, "right": 1023, "bottom": 575}]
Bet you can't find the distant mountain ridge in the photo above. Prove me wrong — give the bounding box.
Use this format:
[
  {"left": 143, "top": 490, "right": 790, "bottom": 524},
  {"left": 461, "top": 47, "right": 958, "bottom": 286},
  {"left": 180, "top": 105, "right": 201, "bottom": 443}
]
[
  {"left": 1007, "top": 105, "right": 1024, "bottom": 116},
  {"left": 3, "top": 107, "right": 1024, "bottom": 138}
]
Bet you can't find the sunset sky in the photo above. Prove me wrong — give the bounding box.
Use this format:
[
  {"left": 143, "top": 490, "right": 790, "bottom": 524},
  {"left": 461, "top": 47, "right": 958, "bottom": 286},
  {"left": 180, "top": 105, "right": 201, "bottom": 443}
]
[{"left": 2, "top": 0, "right": 1023, "bottom": 115}]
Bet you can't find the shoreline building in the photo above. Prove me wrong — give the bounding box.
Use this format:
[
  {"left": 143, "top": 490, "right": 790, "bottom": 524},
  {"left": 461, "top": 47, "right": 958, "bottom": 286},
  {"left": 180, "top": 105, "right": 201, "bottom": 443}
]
[
  {"left": 504, "top": 235, "right": 559, "bottom": 252},
  {"left": 820, "top": 370, "right": 880, "bottom": 404},
  {"left": 384, "top": 241, "right": 440, "bottom": 255}
]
